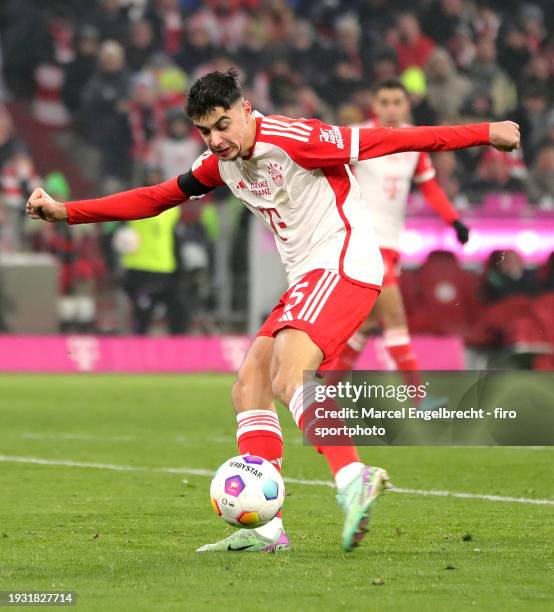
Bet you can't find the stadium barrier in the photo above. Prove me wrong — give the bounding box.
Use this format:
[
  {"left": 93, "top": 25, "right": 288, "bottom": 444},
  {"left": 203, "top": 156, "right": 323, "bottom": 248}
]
[{"left": 0, "top": 335, "right": 464, "bottom": 373}]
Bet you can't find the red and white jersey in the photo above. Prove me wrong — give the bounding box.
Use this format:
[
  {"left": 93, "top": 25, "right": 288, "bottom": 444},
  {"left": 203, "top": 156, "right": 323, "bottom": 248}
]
[
  {"left": 192, "top": 115, "right": 384, "bottom": 288},
  {"left": 66, "top": 116, "right": 487, "bottom": 283},
  {"left": 353, "top": 120, "right": 436, "bottom": 251}
]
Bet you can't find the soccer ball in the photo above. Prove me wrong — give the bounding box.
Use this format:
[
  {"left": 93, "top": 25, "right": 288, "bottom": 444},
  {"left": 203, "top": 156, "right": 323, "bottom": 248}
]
[{"left": 210, "top": 455, "right": 285, "bottom": 529}]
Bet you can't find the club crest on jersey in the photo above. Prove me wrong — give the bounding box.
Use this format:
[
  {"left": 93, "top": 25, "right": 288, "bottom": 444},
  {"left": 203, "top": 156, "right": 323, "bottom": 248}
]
[
  {"left": 267, "top": 162, "right": 284, "bottom": 187},
  {"left": 319, "top": 126, "right": 344, "bottom": 150}
]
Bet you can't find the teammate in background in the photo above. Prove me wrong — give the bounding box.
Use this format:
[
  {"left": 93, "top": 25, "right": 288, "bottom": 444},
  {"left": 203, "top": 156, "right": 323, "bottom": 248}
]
[
  {"left": 328, "top": 79, "right": 470, "bottom": 385},
  {"left": 26, "top": 69, "right": 520, "bottom": 554}
]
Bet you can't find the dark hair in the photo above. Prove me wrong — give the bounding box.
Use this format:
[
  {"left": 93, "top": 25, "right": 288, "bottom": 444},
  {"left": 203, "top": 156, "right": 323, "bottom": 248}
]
[
  {"left": 186, "top": 68, "right": 243, "bottom": 120},
  {"left": 373, "top": 79, "right": 409, "bottom": 97}
]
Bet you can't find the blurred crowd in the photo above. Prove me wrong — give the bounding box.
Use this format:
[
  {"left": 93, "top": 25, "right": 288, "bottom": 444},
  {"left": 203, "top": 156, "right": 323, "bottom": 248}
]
[
  {"left": 0, "top": 0, "right": 552, "bottom": 340},
  {"left": 0, "top": 0, "right": 553, "bottom": 196}
]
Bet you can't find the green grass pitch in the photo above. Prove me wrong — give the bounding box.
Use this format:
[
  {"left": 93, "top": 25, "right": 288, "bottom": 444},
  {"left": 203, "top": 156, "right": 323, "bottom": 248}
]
[{"left": 0, "top": 374, "right": 553, "bottom": 611}]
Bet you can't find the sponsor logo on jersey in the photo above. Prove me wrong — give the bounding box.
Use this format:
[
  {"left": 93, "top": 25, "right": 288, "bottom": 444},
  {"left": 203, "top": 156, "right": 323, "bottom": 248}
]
[
  {"left": 319, "top": 126, "right": 344, "bottom": 150},
  {"left": 234, "top": 178, "right": 271, "bottom": 196},
  {"left": 250, "top": 180, "right": 271, "bottom": 196},
  {"left": 267, "top": 161, "right": 284, "bottom": 187}
]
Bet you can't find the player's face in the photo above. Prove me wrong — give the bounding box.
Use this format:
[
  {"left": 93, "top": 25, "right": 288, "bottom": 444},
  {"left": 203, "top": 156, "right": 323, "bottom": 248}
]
[
  {"left": 372, "top": 88, "right": 410, "bottom": 128},
  {"left": 193, "top": 100, "right": 253, "bottom": 161}
]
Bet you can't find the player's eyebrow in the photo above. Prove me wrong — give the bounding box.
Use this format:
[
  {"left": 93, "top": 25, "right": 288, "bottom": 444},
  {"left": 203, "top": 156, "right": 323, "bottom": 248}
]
[{"left": 195, "top": 115, "right": 231, "bottom": 131}]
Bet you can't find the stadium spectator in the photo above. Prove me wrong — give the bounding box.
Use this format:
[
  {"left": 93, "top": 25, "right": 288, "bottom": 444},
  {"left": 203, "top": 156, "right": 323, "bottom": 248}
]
[
  {"left": 497, "top": 25, "right": 531, "bottom": 84},
  {"left": 0, "top": 151, "right": 40, "bottom": 251},
  {"left": 526, "top": 144, "right": 554, "bottom": 206},
  {"left": 116, "top": 175, "right": 187, "bottom": 335},
  {"left": 174, "top": 23, "right": 215, "bottom": 74},
  {"left": 126, "top": 19, "right": 158, "bottom": 73},
  {"left": 82, "top": 0, "right": 129, "bottom": 43},
  {"left": 36, "top": 171, "right": 101, "bottom": 333},
  {"left": 62, "top": 27, "right": 100, "bottom": 116},
  {"left": 481, "top": 249, "right": 539, "bottom": 303},
  {"left": 128, "top": 72, "right": 166, "bottom": 183},
  {"left": 0, "top": 108, "right": 25, "bottom": 169},
  {"left": 513, "top": 86, "right": 554, "bottom": 166},
  {"left": 467, "top": 37, "right": 517, "bottom": 117},
  {"left": 460, "top": 90, "right": 496, "bottom": 124},
  {"left": 370, "top": 50, "right": 400, "bottom": 85},
  {"left": 150, "top": 109, "right": 202, "bottom": 180},
  {"left": 420, "top": 0, "right": 468, "bottom": 48},
  {"left": 145, "top": 0, "right": 186, "bottom": 57},
  {"left": 518, "top": 53, "right": 553, "bottom": 99},
  {"left": 286, "top": 20, "right": 327, "bottom": 94},
  {"left": 469, "top": 148, "right": 527, "bottom": 201},
  {"left": 266, "top": 59, "right": 300, "bottom": 109},
  {"left": 399, "top": 67, "right": 438, "bottom": 126},
  {"left": 80, "top": 40, "right": 131, "bottom": 188},
  {"left": 445, "top": 25, "right": 477, "bottom": 71},
  {"left": 424, "top": 48, "right": 473, "bottom": 122},
  {"left": 393, "top": 13, "right": 436, "bottom": 72}
]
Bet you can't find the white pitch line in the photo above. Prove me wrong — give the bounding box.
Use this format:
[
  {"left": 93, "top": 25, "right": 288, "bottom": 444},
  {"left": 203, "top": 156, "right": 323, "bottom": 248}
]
[
  {"left": 0, "top": 454, "right": 553, "bottom": 507},
  {"left": 389, "top": 487, "right": 554, "bottom": 506},
  {"left": 12, "top": 432, "right": 552, "bottom": 449},
  {"left": 19, "top": 433, "right": 139, "bottom": 442}
]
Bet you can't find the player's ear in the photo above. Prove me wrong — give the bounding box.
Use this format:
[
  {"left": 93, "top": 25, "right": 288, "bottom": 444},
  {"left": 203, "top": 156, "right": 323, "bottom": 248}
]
[{"left": 242, "top": 99, "right": 252, "bottom": 120}]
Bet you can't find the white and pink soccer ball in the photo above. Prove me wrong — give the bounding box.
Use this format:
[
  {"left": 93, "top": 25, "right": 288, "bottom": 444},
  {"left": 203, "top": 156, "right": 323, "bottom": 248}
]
[{"left": 210, "top": 455, "right": 285, "bottom": 529}]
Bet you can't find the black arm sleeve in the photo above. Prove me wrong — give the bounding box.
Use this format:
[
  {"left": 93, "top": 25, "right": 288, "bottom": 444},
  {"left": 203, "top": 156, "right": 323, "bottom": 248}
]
[{"left": 177, "top": 171, "right": 216, "bottom": 197}]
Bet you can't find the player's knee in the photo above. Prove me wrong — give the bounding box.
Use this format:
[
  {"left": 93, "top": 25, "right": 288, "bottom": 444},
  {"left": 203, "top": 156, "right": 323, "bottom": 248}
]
[
  {"left": 231, "top": 370, "right": 257, "bottom": 410},
  {"left": 271, "top": 369, "right": 298, "bottom": 406},
  {"left": 231, "top": 379, "right": 243, "bottom": 409}
]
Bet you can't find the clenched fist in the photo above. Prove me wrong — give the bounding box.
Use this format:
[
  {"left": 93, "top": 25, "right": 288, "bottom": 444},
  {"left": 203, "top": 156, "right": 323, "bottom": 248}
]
[
  {"left": 26, "top": 188, "right": 67, "bottom": 222},
  {"left": 489, "top": 121, "right": 520, "bottom": 152}
]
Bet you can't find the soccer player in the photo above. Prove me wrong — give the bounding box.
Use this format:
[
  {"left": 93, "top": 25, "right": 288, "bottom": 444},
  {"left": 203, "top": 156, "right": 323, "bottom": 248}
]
[
  {"left": 27, "top": 69, "right": 520, "bottom": 553},
  {"left": 328, "top": 79, "right": 470, "bottom": 388}
]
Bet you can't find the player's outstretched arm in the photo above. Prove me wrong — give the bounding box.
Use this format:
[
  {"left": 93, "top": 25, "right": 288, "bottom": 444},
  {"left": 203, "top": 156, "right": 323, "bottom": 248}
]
[
  {"left": 26, "top": 178, "right": 191, "bottom": 225},
  {"left": 355, "top": 121, "right": 520, "bottom": 161},
  {"left": 26, "top": 156, "right": 224, "bottom": 225}
]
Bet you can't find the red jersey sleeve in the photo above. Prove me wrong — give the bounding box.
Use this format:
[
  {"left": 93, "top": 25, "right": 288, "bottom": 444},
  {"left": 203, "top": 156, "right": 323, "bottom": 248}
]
[
  {"left": 413, "top": 152, "right": 460, "bottom": 224},
  {"left": 355, "top": 123, "right": 490, "bottom": 161},
  {"left": 417, "top": 178, "right": 460, "bottom": 224},
  {"left": 65, "top": 151, "right": 224, "bottom": 225},
  {"left": 413, "top": 152, "right": 436, "bottom": 184},
  {"left": 65, "top": 177, "right": 188, "bottom": 225},
  {"left": 190, "top": 150, "right": 224, "bottom": 187},
  {"left": 261, "top": 116, "right": 490, "bottom": 171}
]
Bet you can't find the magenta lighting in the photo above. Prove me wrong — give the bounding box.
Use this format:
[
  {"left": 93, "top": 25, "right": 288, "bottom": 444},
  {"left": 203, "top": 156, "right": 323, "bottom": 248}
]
[{"left": 403, "top": 215, "right": 554, "bottom": 264}]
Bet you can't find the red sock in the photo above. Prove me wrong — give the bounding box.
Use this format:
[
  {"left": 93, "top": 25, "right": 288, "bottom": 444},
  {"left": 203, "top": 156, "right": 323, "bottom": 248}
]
[
  {"left": 236, "top": 410, "right": 283, "bottom": 472},
  {"left": 289, "top": 382, "right": 361, "bottom": 476},
  {"left": 384, "top": 329, "right": 421, "bottom": 388},
  {"left": 236, "top": 410, "right": 284, "bottom": 518}
]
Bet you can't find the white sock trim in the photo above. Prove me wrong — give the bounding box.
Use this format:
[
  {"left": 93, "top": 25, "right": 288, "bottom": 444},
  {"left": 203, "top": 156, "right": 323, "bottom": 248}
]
[
  {"left": 334, "top": 461, "right": 364, "bottom": 490},
  {"left": 288, "top": 381, "right": 319, "bottom": 427},
  {"left": 383, "top": 327, "right": 411, "bottom": 348},
  {"left": 236, "top": 409, "right": 282, "bottom": 440},
  {"left": 254, "top": 516, "right": 283, "bottom": 539},
  {"left": 347, "top": 331, "right": 368, "bottom": 352}
]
